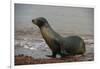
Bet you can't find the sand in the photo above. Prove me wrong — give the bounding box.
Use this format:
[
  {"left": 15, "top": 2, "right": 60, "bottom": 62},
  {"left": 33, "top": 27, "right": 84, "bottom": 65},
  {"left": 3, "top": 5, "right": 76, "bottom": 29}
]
[{"left": 15, "top": 31, "right": 94, "bottom": 65}]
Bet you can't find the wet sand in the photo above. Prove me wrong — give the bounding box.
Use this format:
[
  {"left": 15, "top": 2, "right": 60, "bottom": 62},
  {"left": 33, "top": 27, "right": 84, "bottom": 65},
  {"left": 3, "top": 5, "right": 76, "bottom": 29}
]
[{"left": 15, "top": 31, "right": 94, "bottom": 65}]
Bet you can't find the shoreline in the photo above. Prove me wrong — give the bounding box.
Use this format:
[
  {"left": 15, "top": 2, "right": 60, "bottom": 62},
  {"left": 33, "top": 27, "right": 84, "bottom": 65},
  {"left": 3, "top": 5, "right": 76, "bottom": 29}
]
[{"left": 15, "top": 31, "right": 94, "bottom": 65}]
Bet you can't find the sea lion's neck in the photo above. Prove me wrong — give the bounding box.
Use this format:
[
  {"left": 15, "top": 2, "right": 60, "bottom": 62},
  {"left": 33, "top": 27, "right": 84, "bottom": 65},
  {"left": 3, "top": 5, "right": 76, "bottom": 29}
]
[
  {"left": 39, "top": 23, "right": 53, "bottom": 33},
  {"left": 39, "top": 23, "right": 61, "bottom": 40}
]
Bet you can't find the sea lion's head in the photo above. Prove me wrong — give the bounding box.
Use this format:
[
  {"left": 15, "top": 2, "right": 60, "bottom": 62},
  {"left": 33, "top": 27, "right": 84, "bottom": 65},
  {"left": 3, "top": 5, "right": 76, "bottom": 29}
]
[{"left": 32, "top": 17, "right": 48, "bottom": 27}]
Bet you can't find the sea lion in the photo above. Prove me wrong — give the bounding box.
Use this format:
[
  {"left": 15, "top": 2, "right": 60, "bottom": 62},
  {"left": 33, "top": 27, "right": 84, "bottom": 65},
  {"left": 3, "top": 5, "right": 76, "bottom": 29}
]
[{"left": 32, "top": 17, "right": 86, "bottom": 58}]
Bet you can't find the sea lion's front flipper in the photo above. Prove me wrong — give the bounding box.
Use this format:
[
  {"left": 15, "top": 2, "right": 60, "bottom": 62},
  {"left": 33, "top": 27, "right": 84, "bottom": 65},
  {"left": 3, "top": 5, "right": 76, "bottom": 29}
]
[
  {"left": 60, "top": 50, "right": 70, "bottom": 58},
  {"left": 46, "top": 51, "right": 57, "bottom": 58},
  {"left": 46, "top": 55, "right": 56, "bottom": 58}
]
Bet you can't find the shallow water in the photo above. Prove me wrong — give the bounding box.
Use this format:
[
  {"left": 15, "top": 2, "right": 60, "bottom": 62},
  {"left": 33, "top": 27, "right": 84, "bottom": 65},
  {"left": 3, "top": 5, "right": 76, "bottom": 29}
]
[{"left": 15, "top": 33, "right": 94, "bottom": 60}]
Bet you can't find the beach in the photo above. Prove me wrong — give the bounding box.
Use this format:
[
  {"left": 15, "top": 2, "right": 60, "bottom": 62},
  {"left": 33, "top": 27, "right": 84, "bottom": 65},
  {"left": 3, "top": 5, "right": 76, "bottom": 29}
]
[{"left": 15, "top": 30, "right": 94, "bottom": 65}]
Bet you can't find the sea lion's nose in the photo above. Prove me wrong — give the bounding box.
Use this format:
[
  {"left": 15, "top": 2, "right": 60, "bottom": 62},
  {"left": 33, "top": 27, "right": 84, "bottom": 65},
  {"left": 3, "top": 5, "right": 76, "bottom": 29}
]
[{"left": 32, "top": 19, "right": 34, "bottom": 22}]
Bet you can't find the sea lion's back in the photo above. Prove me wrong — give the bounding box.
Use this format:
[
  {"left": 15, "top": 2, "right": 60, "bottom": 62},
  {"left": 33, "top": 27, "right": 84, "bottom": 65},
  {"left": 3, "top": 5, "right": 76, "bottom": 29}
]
[{"left": 63, "top": 36, "right": 85, "bottom": 54}]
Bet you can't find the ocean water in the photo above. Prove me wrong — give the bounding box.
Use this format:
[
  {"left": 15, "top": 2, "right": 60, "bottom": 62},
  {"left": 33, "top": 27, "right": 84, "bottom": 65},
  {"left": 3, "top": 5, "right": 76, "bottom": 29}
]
[{"left": 15, "top": 4, "right": 94, "bottom": 35}]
